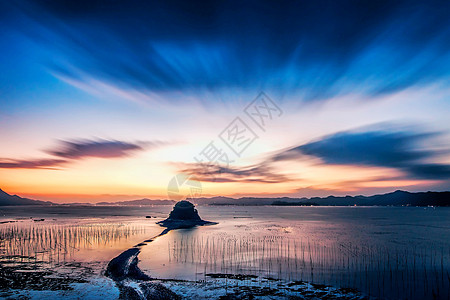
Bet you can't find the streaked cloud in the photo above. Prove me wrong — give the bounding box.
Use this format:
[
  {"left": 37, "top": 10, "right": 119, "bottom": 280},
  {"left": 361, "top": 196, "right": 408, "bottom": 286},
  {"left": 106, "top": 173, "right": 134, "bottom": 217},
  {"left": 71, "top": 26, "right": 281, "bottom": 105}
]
[
  {"left": 3, "top": 1, "right": 450, "bottom": 103},
  {"left": 274, "top": 128, "right": 450, "bottom": 180},
  {"left": 179, "top": 162, "right": 292, "bottom": 184},
  {"left": 0, "top": 158, "right": 67, "bottom": 169},
  {"left": 47, "top": 139, "right": 145, "bottom": 159},
  {"left": 0, "top": 139, "right": 158, "bottom": 169},
  {"left": 0, "top": 1, "right": 449, "bottom": 199}
]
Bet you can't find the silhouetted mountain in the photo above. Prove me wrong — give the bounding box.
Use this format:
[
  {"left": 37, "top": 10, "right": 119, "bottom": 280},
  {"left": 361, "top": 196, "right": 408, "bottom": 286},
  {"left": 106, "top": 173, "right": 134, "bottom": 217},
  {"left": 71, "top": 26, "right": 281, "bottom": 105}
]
[
  {"left": 2, "top": 188, "right": 448, "bottom": 206},
  {"left": 193, "top": 190, "right": 450, "bottom": 206},
  {"left": 0, "top": 189, "right": 53, "bottom": 206},
  {"left": 271, "top": 201, "right": 318, "bottom": 206},
  {"left": 96, "top": 198, "right": 176, "bottom": 206}
]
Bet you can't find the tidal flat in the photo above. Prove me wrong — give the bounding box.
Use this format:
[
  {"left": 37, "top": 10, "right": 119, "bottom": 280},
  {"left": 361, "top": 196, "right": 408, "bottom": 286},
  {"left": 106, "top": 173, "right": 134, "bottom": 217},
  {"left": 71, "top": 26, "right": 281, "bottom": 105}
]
[{"left": 0, "top": 205, "right": 448, "bottom": 299}]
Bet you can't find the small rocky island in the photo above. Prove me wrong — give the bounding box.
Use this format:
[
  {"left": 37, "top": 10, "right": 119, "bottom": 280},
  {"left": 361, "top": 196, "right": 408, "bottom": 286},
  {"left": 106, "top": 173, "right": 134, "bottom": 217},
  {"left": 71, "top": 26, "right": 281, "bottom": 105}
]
[{"left": 157, "top": 200, "right": 216, "bottom": 229}]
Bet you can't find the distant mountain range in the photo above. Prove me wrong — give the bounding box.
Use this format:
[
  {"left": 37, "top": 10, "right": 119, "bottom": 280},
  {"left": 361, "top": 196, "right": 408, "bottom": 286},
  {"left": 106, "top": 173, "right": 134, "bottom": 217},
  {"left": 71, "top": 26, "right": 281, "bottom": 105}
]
[
  {"left": 96, "top": 199, "right": 175, "bottom": 206},
  {"left": 192, "top": 190, "right": 450, "bottom": 207},
  {"left": 0, "top": 189, "right": 53, "bottom": 206},
  {"left": 0, "top": 188, "right": 449, "bottom": 206}
]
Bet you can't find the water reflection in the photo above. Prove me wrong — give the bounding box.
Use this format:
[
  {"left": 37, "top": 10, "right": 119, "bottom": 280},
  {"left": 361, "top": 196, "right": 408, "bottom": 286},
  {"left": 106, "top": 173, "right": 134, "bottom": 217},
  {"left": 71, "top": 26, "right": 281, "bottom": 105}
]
[
  {"left": 139, "top": 207, "right": 450, "bottom": 300},
  {"left": 165, "top": 234, "right": 448, "bottom": 299},
  {"left": 0, "top": 220, "right": 153, "bottom": 264},
  {"left": 0, "top": 206, "right": 448, "bottom": 300}
]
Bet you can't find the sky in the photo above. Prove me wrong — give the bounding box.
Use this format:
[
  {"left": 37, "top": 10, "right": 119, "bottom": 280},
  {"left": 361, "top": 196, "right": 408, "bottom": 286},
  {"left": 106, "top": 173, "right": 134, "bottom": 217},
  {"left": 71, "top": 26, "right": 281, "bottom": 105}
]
[{"left": 0, "top": 0, "right": 449, "bottom": 203}]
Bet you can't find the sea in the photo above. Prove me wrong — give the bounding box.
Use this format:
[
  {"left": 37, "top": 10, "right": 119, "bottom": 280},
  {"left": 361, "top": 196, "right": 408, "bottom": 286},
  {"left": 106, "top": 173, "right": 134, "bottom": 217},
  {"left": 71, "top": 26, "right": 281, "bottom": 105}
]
[{"left": 0, "top": 205, "right": 448, "bottom": 299}]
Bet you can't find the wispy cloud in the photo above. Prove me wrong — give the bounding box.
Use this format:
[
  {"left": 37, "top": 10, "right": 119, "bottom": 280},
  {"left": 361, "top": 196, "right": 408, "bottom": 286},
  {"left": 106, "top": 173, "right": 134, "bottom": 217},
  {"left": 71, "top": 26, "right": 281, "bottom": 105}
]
[
  {"left": 47, "top": 139, "right": 145, "bottom": 159},
  {"left": 179, "top": 162, "right": 293, "bottom": 184},
  {"left": 3, "top": 1, "right": 450, "bottom": 103},
  {"left": 0, "top": 139, "right": 159, "bottom": 169},
  {"left": 0, "top": 159, "right": 67, "bottom": 169},
  {"left": 273, "top": 128, "right": 450, "bottom": 180}
]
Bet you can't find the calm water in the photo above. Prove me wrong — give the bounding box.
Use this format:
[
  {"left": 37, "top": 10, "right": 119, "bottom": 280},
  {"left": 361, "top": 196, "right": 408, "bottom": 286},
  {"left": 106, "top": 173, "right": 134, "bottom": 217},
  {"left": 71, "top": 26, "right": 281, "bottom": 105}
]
[{"left": 0, "top": 205, "right": 449, "bottom": 299}]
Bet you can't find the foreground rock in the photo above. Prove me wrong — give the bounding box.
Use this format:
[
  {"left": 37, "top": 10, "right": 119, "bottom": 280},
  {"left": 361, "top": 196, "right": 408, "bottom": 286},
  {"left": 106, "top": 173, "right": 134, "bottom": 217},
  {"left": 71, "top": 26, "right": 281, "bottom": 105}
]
[
  {"left": 105, "top": 248, "right": 150, "bottom": 281},
  {"left": 105, "top": 236, "right": 179, "bottom": 300},
  {"left": 119, "top": 281, "right": 181, "bottom": 300},
  {"left": 157, "top": 200, "right": 217, "bottom": 229}
]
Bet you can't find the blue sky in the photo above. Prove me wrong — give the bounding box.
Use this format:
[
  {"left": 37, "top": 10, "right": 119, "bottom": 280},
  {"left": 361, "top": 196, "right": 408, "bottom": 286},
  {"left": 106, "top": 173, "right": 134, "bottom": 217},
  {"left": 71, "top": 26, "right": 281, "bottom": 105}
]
[{"left": 0, "top": 0, "right": 449, "bottom": 202}]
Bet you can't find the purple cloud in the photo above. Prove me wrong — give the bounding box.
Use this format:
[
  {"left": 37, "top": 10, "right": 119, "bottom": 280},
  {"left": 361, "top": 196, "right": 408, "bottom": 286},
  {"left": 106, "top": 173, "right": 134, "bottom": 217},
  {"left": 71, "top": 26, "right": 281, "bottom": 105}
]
[
  {"left": 179, "top": 162, "right": 292, "bottom": 184},
  {"left": 0, "top": 139, "right": 156, "bottom": 169},
  {"left": 0, "top": 159, "right": 67, "bottom": 169},
  {"left": 273, "top": 128, "right": 450, "bottom": 180},
  {"left": 47, "top": 139, "right": 144, "bottom": 159}
]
